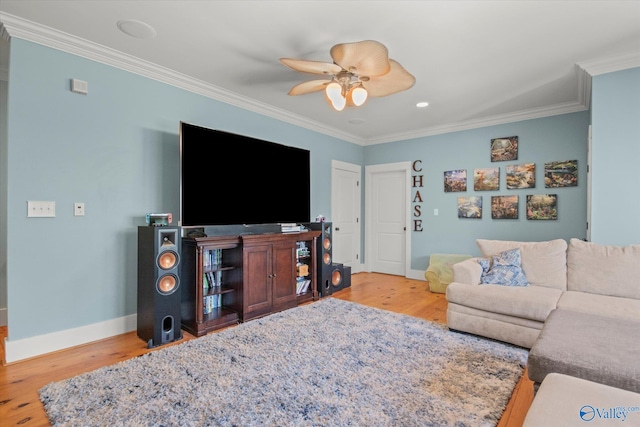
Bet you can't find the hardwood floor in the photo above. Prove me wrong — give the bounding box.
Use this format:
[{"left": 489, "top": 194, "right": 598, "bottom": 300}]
[{"left": 0, "top": 272, "right": 533, "bottom": 426}]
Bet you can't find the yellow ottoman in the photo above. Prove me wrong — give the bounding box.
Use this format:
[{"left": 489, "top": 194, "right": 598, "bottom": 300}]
[{"left": 425, "top": 253, "right": 472, "bottom": 293}]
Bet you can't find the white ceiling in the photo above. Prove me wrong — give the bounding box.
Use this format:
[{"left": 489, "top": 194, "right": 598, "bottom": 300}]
[{"left": 1, "top": 1, "right": 639, "bottom": 145}]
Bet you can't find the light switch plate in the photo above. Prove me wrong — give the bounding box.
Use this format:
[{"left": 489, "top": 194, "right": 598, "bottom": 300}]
[{"left": 27, "top": 201, "right": 56, "bottom": 217}]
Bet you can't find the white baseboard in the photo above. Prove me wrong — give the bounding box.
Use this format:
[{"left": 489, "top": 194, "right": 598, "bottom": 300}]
[
  {"left": 406, "top": 269, "right": 427, "bottom": 281},
  {"left": 355, "top": 265, "right": 426, "bottom": 281},
  {"left": 4, "top": 314, "right": 137, "bottom": 364},
  {"left": 2, "top": 269, "right": 426, "bottom": 363}
]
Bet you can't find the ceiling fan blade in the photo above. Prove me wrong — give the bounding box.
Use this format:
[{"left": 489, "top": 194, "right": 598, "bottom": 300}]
[
  {"left": 362, "top": 60, "right": 416, "bottom": 97},
  {"left": 280, "top": 58, "right": 342, "bottom": 75},
  {"left": 330, "top": 40, "right": 391, "bottom": 77},
  {"left": 287, "top": 79, "right": 330, "bottom": 96}
]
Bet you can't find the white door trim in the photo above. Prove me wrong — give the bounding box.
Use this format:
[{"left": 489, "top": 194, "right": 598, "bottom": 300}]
[
  {"left": 331, "top": 160, "right": 362, "bottom": 273},
  {"left": 364, "top": 162, "right": 412, "bottom": 276},
  {"left": 586, "top": 125, "right": 592, "bottom": 242}
]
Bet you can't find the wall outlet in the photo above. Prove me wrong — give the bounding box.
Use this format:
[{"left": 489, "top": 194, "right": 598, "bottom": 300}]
[
  {"left": 27, "top": 201, "right": 56, "bottom": 217},
  {"left": 74, "top": 202, "right": 85, "bottom": 216}
]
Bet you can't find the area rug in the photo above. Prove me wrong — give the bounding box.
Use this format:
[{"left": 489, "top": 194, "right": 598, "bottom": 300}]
[{"left": 39, "top": 298, "right": 528, "bottom": 426}]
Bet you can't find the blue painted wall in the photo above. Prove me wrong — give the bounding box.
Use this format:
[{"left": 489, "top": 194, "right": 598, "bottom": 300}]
[
  {"left": 590, "top": 67, "right": 640, "bottom": 245},
  {"left": 4, "top": 39, "right": 361, "bottom": 340},
  {"left": 365, "top": 112, "right": 590, "bottom": 269},
  {"left": 2, "top": 37, "right": 636, "bottom": 347}
]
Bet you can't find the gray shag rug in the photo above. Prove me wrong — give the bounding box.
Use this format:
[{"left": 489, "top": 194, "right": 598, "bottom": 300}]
[{"left": 40, "top": 298, "right": 527, "bottom": 426}]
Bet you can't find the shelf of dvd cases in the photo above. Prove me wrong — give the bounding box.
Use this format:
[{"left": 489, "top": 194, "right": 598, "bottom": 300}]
[
  {"left": 295, "top": 240, "right": 313, "bottom": 301},
  {"left": 181, "top": 236, "right": 242, "bottom": 336}
]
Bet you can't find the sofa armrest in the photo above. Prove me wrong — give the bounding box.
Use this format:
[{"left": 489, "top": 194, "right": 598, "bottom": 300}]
[{"left": 452, "top": 258, "right": 482, "bottom": 285}]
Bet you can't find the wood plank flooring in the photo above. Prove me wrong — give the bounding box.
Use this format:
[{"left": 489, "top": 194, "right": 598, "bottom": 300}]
[{"left": 0, "top": 272, "right": 533, "bottom": 426}]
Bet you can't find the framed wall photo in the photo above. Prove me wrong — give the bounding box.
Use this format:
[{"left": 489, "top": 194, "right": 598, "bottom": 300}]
[
  {"left": 444, "top": 169, "right": 467, "bottom": 192},
  {"left": 474, "top": 167, "right": 500, "bottom": 191},
  {"left": 491, "top": 136, "right": 518, "bottom": 162},
  {"left": 526, "top": 194, "right": 558, "bottom": 220},
  {"left": 458, "top": 196, "right": 483, "bottom": 219},
  {"left": 506, "top": 163, "right": 535, "bottom": 189},
  {"left": 491, "top": 195, "right": 519, "bottom": 219},
  {"left": 544, "top": 160, "right": 578, "bottom": 188}
]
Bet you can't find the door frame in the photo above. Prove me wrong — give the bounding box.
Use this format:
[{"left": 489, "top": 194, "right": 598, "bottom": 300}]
[
  {"left": 364, "top": 162, "right": 412, "bottom": 276},
  {"left": 331, "top": 160, "right": 362, "bottom": 273}
]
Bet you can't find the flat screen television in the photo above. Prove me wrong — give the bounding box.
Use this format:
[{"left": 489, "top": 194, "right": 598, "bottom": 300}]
[{"left": 179, "top": 122, "right": 311, "bottom": 227}]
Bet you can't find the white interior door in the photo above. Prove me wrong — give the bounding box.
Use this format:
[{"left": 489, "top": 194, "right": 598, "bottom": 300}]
[
  {"left": 331, "top": 160, "right": 361, "bottom": 272},
  {"left": 365, "top": 162, "right": 411, "bottom": 276}
]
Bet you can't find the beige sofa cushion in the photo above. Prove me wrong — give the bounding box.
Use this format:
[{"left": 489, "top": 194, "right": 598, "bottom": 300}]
[
  {"left": 524, "top": 373, "right": 640, "bottom": 427},
  {"left": 558, "top": 291, "right": 640, "bottom": 322},
  {"left": 446, "top": 282, "right": 563, "bottom": 322},
  {"left": 452, "top": 257, "right": 483, "bottom": 285},
  {"left": 476, "top": 239, "right": 568, "bottom": 290},
  {"left": 567, "top": 238, "right": 640, "bottom": 299}
]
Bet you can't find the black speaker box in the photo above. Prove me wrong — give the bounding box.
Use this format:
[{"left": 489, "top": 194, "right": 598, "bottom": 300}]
[
  {"left": 137, "top": 226, "right": 183, "bottom": 348},
  {"left": 303, "top": 222, "right": 333, "bottom": 297},
  {"left": 329, "top": 262, "right": 351, "bottom": 293},
  {"left": 343, "top": 265, "right": 352, "bottom": 289}
]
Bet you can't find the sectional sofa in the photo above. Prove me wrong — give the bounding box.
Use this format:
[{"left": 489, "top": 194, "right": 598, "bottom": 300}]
[
  {"left": 445, "top": 238, "right": 640, "bottom": 424},
  {"left": 445, "top": 238, "right": 640, "bottom": 349}
]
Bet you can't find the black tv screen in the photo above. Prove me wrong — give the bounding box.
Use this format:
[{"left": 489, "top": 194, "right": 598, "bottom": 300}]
[{"left": 180, "top": 122, "right": 311, "bottom": 227}]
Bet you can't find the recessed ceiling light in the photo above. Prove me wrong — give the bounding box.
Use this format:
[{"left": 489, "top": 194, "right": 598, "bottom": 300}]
[
  {"left": 348, "top": 118, "right": 366, "bottom": 125},
  {"left": 117, "top": 19, "right": 157, "bottom": 39},
  {"left": 416, "top": 102, "right": 429, "bottom": 108}
]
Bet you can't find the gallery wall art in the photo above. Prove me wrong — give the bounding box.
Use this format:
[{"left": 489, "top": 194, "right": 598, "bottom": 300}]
[
  {"left": 526, "top": 194, "right": 558, "bottom": 220},
  {"left": 474, "top": 168, "right": 500, "bottom": 191},
  {"left": 506, "top": 163, "right": 535, "bottom": 189},
  {"left": 442, "top": 136, "right": 577, "bottom": 221},
  {"left": 444, "top": 169, "right": 467, "bottom": 192},
  {"left": 458, "top": 196, "right": 483, "bottom": 219},
  {"left": 544, "top": 160, "right": 578, "bottom": 188},
  {"left": 491, "top": 195, "right": 519, "bottom": 219},
  {"left": 490, "top": 136, "right": 518, "bottom": 162}
]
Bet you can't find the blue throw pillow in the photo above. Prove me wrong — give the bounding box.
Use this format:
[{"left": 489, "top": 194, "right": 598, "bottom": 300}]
[{"left": 478, "top": 248, "right": 529, "bottom": 286}]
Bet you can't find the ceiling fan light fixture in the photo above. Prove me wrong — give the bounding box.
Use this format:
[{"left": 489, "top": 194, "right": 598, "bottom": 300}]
[
  {"left": 284, "top": 40, "right": 414, "bottom": 111},
  {"left": 330, "top": 94, "right": 346, "bottom": 111},
  {"left": 326, "top": 82, "right": 346, "bottom": 111},
  {"left": 351, "top": 86, "right": 368, "bottom": 106}
]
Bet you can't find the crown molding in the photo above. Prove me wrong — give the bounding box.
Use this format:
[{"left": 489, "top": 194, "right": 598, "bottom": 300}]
[
  {"left": 366, "top": 100, "right": 589, "bottom": 145},
  {"left": 0, "top": 12, "right": 366, "bottom": 145},
  {"left": 578, "top": 51, "right": 640, "bottom": 76},
  {"left": 4, "top": 12, "right": 631, "bottom": 146}
]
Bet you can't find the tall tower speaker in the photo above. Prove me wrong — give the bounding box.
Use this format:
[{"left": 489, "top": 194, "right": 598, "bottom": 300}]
[
  {"left": 303, "top": 222, "right": 333, "bottom": 297},
  {"left": 137, "top": 226, "right": 183, "bottom": 348}
]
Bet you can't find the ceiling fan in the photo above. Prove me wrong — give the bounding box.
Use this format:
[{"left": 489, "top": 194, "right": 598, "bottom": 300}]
[{"left": 280, "top": 40, "right": 415, "bottom": 111}]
